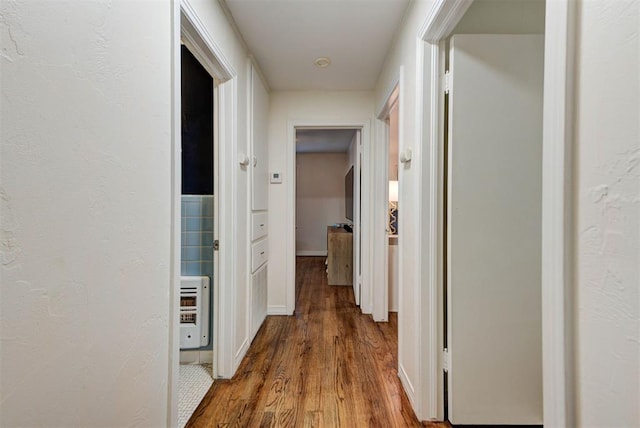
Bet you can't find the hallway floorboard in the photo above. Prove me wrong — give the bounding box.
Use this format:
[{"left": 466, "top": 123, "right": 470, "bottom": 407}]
[{"left": 187, "top": 256, "right": 445, "bottom": 427}]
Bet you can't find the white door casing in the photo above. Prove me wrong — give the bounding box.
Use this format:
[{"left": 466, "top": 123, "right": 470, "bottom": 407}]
[
  {"left": 374, "top": 79, "right": 401, "bottom": 322},
  {"left": 353, "top": 129, "right": 363, "bottom": 306}
]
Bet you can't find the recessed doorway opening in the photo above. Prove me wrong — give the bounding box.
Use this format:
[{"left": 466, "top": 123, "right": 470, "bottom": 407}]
[{"left": 294, "top": 128, "right": 362, "bottom": 308}]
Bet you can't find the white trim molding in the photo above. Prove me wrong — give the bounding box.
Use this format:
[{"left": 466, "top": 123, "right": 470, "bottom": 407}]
[
  {"left": 372, "top": 115, "right": 389, "bottom": 322},
  {"left": 399, "top": 363, "right": 417, "bottom": 409},
  {"left": 267, "top": 305, "right": 291, "bottom": 316},
  {"left": 417, "top": 38, "right": 446, "bottom": 422},
  {"left": 416, "top": 0, "right": 470, "bottom": 421},
  {"left": 373, "top": 73, "right": 403, "bottom": 323},
  {"left": 541, "top": 1, "right": 576, "bottom": 427},
  {"left": 180, "top": 0, "right": 235, "bottom": 81},
  {"left": 217, "top": 77, "right": 239, "bottom": 379},
  {"left": 234, "top": 337, "right": 250, "bottom": 369},
  {"left": 419, "top": 0, "right": 473, "bottom": 42},
  {"left": 375, "top": 76, "right": 400, "bottom": 121},
  {"left": 168, "top": 2, "right": 182, "bottom": 425},
  {"left": 286, "top": 123, "right": 297, "bottom": 315}
]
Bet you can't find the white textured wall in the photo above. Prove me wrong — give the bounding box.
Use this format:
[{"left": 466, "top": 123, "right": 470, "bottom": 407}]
[
  {"left": 374, "top": 0, "right": 435, "bottom": 416},
  {"left": 574, "top": 0, "right": 640, "bottom": 426},
  {"left": 267, "top": 91, "right": 374, "bottom": 312},
  {"left": 0, "top": 0, "right": 172, "bottom": 426},
  {"left": 296, "top": 152, "right": 348, "bottom": 254}
]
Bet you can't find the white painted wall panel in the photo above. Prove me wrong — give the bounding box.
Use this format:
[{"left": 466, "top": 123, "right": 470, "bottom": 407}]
[
  {"left": 251, "top": 212, "right": 268, "bottom": 241},
  {"left": 251, "top": 264, "right": 268, "bottom": 339},
  {"left": 252, "top": 65, "right": 269, "bottom": 211},
  {"left": 296, "top": 152, "right": 348, "bottom": 255},
  {"left": 447, "top": 34, "right": 543, "bottom": 425},
  {"left": 251, "top": 238, "right": 268, "bottom": 273},
  {"left": 452, "top": 0, "right": 545, "bottom": 35}
]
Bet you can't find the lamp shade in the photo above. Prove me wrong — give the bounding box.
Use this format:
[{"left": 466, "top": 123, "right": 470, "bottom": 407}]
[{"left": 389, "top": 180, "right": 399, "bottom": 202}]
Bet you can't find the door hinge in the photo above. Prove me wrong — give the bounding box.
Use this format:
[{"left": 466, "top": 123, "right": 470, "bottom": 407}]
[
  {"left": 214, "top": 240, "right": 219, "bottom": 251},
  {"left": 443, "top": 348, "right": 450, "bottom": 372},
  {"left": 443, "top": 71, "right": 451, "bottom": 94}
]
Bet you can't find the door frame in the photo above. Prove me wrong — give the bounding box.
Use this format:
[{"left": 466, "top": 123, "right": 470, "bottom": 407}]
[
  {"left": 285, "top": 121, "right": 372, "bottom": 315},
  {"left": 170, "top": 0, "right": 237, "bottom": 425},
  {"left": 374, "top": 78, "right": 401, "bottom": 322},
  {"left": 416, "top": 0, "right": 576, "bottom": 424},
  {"left": 353, "top": 129, "right": 363, "bottom": 306}
]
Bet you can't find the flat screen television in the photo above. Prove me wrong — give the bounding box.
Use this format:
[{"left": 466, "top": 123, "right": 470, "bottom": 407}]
[{"left": 345, "top": 166, "right": 354, "bottom": 221}]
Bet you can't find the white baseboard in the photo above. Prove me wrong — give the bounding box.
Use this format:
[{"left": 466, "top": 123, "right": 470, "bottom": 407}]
[
  {"left": 268, "top": 305, "right": 292, "bottom": 315},
  {"left": 399, "top": 363, "right": 416, "bottom": 409},
  {"left": 233, "top": 338, "right": 250, "bottom": 372},
  {"left": 295, "top": 250, "right": 327, "bottom": 257}
]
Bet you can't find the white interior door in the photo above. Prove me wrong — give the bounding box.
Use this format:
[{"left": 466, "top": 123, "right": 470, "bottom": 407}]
[{"left": 446, "top": 34, "right": 544, "bottom": 425}]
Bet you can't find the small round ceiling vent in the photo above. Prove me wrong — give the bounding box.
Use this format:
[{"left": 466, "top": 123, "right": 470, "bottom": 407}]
[{"left": 314, "top": 57, "right": 331, "bottom": 68}]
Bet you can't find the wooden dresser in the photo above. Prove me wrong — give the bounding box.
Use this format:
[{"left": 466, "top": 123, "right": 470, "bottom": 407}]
[{"left": 327, "top": 226, "right": 353, "bottom": 286}]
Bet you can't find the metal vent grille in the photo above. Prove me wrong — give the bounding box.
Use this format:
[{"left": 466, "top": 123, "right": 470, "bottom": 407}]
[
  {"left": 180, "top": 287, "right": 198, "bottom": 325},
  {"left": 180, "top": 313, "right": 196, "bottom": 323},
  {"left": 179, "top": 277, "right": 210, "bottom": 349}
]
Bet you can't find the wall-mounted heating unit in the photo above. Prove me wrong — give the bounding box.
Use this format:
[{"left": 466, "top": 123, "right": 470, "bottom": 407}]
[{"left": 179, "top": 276, "right": 210, "bottom": 349}]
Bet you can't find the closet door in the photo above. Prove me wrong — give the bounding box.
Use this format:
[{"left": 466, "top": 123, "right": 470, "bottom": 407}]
[{"left": 447, "top": 34, "right": 544, "bottom": 425}]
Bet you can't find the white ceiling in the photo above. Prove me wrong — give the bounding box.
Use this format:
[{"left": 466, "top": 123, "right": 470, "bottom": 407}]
[
  {"left": 296, "top": 129, "right": 357, "bottom": 153},
  {"left": 222, "top": 0, "right": 411, "bottom": 91}
]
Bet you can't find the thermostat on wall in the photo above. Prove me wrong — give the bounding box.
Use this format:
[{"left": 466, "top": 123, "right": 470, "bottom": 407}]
[{"left": 270, "top": 172, "right": 283, "bottom": 184}]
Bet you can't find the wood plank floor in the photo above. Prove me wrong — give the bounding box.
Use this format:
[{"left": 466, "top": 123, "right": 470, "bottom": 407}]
[{"left": 187, "top": 257, "right": 448, "bottom": 427}]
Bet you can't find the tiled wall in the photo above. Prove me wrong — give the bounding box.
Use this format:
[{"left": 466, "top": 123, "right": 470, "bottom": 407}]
[
  {"left": 181, "top": 195, "right": 214, "bottom": 350},
  {"left": 181, "top": 195, "right": 214, "bottom": 278}
]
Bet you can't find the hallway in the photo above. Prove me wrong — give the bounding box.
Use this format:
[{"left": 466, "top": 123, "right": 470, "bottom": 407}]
[{"left": 187, "top": 257, "right": 445, "bottom": 427}]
